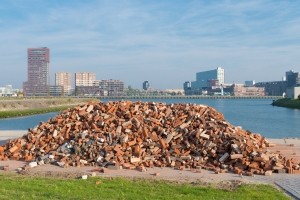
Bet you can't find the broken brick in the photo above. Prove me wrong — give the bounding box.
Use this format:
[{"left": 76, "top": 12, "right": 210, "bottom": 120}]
[{"left": 0, "top": 101, "right": 297, "bottom": 176}]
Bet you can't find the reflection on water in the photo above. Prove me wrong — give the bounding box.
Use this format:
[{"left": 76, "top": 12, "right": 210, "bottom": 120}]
[{"left": 0, "top": 112, "right": 59, "bottom": 130}]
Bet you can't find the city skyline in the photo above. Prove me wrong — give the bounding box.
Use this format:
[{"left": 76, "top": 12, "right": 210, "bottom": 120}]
[{"left": 1, "top": 1, "right": 300, "bottom": 89}]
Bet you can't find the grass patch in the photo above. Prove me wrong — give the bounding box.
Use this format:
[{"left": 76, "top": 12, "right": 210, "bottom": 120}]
[
  {"left": 0, "top": 98, "right": 98, "bottom": 118},
  {"left": 0, "top": 174, "right": 289, "bottom": 200},
  {"left": 273, "top": 98, "right": 300, "bottom": 109},
  {"left": 0, "top": 106, "right": 71, "bottom": 119}
]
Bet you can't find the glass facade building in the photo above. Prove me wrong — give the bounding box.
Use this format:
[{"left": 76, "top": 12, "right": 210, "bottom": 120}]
[
  {"left": 142, "top": 81, "right": 150, "bottom": 91},
  {"left": 191, "top": 67, "right": 225, "bottom": 90}
]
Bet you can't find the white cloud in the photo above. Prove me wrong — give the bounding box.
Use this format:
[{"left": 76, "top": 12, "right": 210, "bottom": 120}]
[{"left": 0, "top": 1, "right": 300, "bottom": 88}]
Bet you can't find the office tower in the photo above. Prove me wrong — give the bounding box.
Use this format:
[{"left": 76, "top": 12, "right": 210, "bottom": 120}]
[
  {"left": 286, "top": 70, "right": 300, "bottom": 87},
  {"left": 183, "top": 81, "right": 192, "bottom": 95},
  {"left": 23, "top": 47, "right": 50, "bottom": 96},
  {"left": 142, "top": 81, "right": 150, "bottom": 91},
  {"left": 191, "top": 67, "right": 225, "bottom": 89}
]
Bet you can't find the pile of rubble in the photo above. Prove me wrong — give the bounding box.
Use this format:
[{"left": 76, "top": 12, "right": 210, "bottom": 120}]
[{"left": 0, "top": 101, "right": 299, "bottom": 175}]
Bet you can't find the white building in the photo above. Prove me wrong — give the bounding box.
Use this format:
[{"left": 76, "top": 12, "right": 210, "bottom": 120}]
[
  {"left": 55, "top": 72, "right": 72, "bottom": 96},
  {"left": 75, "top": 72, "right": 96, "bottom": 86},
  {"left": 286, "top": 86, "right": 300, "bottom": 99},
  {"left": 0, "top": 85, "right": 13, "bottom": 96}
]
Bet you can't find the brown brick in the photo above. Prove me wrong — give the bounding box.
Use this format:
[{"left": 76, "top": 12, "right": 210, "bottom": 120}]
[
  {"left": 9, "top": 145, "right": 18, "bottom": 153},
  {"left": 0, "top": 100, "right": 297, "bottom": 177},
  {"left": 0, "top": 146, "right": 4, "bottom": 153}
]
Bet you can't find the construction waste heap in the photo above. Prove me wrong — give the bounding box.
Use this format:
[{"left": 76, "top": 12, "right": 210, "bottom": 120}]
[{"left": 0, "top": 101, "right": 299, "bottom": 176}]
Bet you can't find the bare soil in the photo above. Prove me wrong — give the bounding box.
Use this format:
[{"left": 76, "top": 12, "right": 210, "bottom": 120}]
[
  {"left": 1, "top": 140, "right": 299, "bottom": 188},
  {"left": 1, "top": 134, "right": 300, "bottom": 187}
]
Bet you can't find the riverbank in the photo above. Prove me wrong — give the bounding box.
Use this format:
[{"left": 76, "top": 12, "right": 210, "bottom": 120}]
[
  {"left": 0, "top": 98, "right": 96, "bottom": 118},
  {"left": 272, "top": 98, "right": 300, "bottom": 109}
]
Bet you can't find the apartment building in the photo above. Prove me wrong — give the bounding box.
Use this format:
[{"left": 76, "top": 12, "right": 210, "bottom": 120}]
[
  {"left": 75, "top": 72, "right": 96, "bottom": 86},
  {"left": 23, "top": 47, "right": 50, "bottom": 96},
  {"left": 55, "top": 72, "right": 72, "bottom": 95}
]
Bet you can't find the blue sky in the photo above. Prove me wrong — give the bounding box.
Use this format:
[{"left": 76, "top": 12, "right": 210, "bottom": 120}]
[{"left": 0, "top": 0, "right": 300, "bottom": 89}]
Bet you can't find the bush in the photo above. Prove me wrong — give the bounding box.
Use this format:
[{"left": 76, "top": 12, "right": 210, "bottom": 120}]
[{"left": 298, "top": 94, "right": 300, "bottom": 100}]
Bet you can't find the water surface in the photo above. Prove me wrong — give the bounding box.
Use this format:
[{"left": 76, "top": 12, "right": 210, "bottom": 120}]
[{"left": 0, "top": 99, "right": 299, "bottom": 138}]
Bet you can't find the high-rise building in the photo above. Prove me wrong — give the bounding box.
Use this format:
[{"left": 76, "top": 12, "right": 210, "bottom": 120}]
[
  {"left": 75, "top": 72, "right": 97, "bottom": 96},
  {"left": 183, "top": 81, "right": 191, "bottom": 90},
  {"left": 23, "top": 47, "right": 50, "bottom": 96},
  {"left": 192, "top": 67, "right": 224, "bottom": 89},
  {"left": 189, "top": 67, "right": 225, "bottom": 94},
  {"left": 183, "top": 81, "right": 192, "bottom": 95},
  {"left": 142, "top": 81, "right": 150, "bottom": 91},
  {"left": 286, "top": 70, "right": 300, "bottom": 87},
  {"left": 75, "top": 72, "right": 96, "bottom": 86},
  {"left": 55, "top": 72, "right": 72, "bottom": 96}
]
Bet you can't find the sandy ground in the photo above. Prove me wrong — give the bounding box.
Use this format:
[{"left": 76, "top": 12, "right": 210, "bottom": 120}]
[
  {"left": 0, "top": 130, "right": 27, "bottom": 145},
  {"left": 1, "top": 159, "right": 299, "bottom": 184},
  {"left": 1, "top": 130, "right": 300, "bottom": 199}
]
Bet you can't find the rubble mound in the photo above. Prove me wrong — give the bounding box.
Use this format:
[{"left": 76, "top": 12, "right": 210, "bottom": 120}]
[{"left": 0, "top": 101, "right": 299, "bottom": 175}]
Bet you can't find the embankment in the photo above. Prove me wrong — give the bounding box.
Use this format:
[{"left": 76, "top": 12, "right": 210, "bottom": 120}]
[
  {"left": 272, "top": 98, "right": 300, "bottom": 109},
  {"left": 0, "top": 98, "right": 96, "bottom": 118}
]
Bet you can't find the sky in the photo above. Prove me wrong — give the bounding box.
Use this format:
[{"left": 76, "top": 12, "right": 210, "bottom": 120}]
[{"left": 0, "top": 0, "right": 300, "bottom": 89}]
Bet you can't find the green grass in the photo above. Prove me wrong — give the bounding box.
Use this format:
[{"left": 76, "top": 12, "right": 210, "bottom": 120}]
[
  {"left": 273, "top": 98, "right": 300, "bottom": 109},
  {"left": 0, "top": 106, "right": 70, "bottom": 119},
  {"left": 0, "top": 97, "right": 98, "bottom": 118},
  {"left": 0, "top": 174, "right": 289, "bottom": 200}
]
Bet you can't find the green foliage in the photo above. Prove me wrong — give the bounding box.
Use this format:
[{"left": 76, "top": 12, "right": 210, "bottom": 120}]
[
  {"left": 0, "top": 106, "right": 70, "bottom": 119},
  {"left": 0, "top": 98, "right": 95, "bottom": 119},
  {"left": 298, "top": 94, "right": 300, "bottom": 100},
  {"left": 273, "top": 98, "right": 300, "bottom": 109},
  {"left": 0, "top": 174, "right": 288, "bottom": 200}
]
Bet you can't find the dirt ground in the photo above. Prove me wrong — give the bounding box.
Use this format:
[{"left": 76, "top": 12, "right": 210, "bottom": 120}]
[
  {"left": 1, "top": 135, "right": 299, "bottom": 180},
  {"left": 1, "top": 133, "right": 300, "bottom": 198},
  {"left": 1, "top": 139, "right": 300, "bottom": 200},
  {"left": 1, "top": 138, "right": 299, "bottom": 186}
]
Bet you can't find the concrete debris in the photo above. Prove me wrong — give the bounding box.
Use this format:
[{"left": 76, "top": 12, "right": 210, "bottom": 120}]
[
  {"left": 0, "top": 165, "right": 9, "bottom": 171},
  {"left": 81, "top": 175, "right": 88, "bottom": 180},
  {"left": 0, "top": 101, "right": 299, "bottom": 176},
  {"left": 219, "top": 153, "right": 230, "bottom": 163},
  {"left": 264, "top": 170, "right": 272, "bottom": 176},
  {"left": 28, "top": 162, "right": 37, "bottom": 168}
]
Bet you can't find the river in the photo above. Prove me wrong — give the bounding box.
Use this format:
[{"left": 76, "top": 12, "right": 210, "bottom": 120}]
[{"left": 0, "top": 99, "right": 299, "bottom": 138}]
